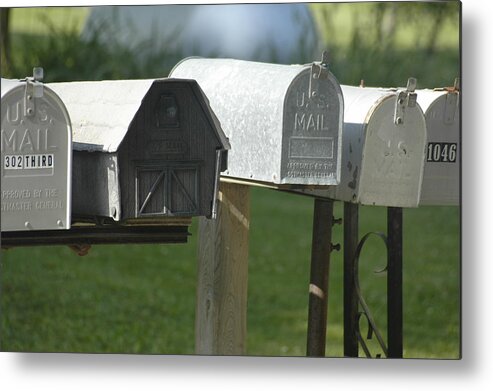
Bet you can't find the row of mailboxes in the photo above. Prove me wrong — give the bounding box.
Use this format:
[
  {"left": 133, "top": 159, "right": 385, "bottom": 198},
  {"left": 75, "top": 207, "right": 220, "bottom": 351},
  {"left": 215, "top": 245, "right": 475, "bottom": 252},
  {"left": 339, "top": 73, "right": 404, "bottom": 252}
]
[
  {"left": 170, "top": 57, "right": 460, "bottom": 208},
  {"left": 1, "top": 70, "right": 231, "bottom": 232},
  {"left": 1, "top": 62, "right": 460, "bottom": 232},
  {"left": 301, "top": 82, "right": 459, "bottom": 207}
]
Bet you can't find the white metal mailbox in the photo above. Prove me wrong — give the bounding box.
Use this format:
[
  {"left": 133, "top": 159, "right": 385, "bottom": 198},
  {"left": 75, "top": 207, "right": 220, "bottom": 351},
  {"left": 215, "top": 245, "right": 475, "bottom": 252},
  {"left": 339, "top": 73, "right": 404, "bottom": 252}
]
[
  {"left": 1, "top": 70, "right": 72, "bottom": 232},
  {"left": 416, "top": 83, "right": 460, "bottom": 206},
  {"left": 170, "top": 54, "right": 344, "bottom": 186},
  {"left": 301, "top": 80, "right": 427, "bottom": 207}
]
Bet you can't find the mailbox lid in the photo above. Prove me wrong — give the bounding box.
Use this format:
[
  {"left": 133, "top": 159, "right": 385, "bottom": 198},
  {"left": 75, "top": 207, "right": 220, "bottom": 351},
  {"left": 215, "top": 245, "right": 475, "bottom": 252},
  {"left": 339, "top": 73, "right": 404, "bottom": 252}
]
[
  {"left": 1, "top": 78, "right": 72, "bottom": 231},
  {"left": 417, "top": 89, "right": 460, "bottom": 206},
  {"left": 170, "top": 57, "right": 343, "bottom": 185}
]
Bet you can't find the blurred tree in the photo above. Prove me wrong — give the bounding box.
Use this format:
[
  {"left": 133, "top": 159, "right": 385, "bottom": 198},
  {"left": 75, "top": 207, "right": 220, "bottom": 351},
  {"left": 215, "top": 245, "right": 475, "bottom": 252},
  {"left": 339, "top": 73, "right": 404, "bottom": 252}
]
[
  {"left": 311, "top": 2, "right": 459, "bottom": 87},
  {"left": 1, "top": 8, "right": 10, "bottom": 73}
]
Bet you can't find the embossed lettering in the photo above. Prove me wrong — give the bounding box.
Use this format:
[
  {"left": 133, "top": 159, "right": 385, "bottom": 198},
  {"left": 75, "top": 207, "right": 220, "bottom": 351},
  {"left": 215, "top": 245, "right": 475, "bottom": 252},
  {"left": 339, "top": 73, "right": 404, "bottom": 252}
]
[
  {"left": 294, "top": 113, "right": 329, "bottom": 132},
  {"left": 1, "top": 201, "right": 32, "bottom": 211},
  {"left": 6, "top": 102, "right": 21, "bottom": 124},
  {"left": 1, "top": 128, "right": 58, "bottom": 153},
  {"left": 1, "top": 130, "right": 17, "bottom": 152},
  {"left": 19, "top": 129, "right": 35, "bottom": 152},
  {"left": 296, "top": 92, "right": 306, "bottom": 108}
]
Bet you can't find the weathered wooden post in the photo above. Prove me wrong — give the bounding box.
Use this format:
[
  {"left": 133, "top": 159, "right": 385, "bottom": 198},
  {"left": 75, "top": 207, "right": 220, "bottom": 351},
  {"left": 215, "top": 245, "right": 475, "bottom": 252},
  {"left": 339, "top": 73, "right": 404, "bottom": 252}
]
[{"left": 196, "top": 182, "right": 250, "bottom": 355}]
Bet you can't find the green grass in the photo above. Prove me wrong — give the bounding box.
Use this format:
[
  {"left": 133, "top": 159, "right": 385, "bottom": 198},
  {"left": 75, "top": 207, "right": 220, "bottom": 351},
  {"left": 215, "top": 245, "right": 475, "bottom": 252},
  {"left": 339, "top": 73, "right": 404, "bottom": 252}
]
[
  {"left": 1, "top": 4, "right": 460, "bottom": 357},
  {"left": 1, "top": 189, "right": 460, "bottom": 358}
]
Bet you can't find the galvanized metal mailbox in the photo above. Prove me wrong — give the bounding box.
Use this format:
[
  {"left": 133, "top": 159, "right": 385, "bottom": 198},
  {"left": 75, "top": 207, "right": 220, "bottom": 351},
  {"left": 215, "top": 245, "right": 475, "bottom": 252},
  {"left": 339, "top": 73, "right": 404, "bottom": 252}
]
[
  {"left": 1, "top": 70, "right": 72, "bottom": 231},
  {"left": 416, "top": 82, "right": 460, "bottom": 206},
  {"left": 169, "top": 54, "right": 343, "bottom": 186},
  {"left": 48, "top": 78, "right": 230, "bottom": 222},
  {"left": 301, "top": 79, "right": 427, "bottom": 207}
]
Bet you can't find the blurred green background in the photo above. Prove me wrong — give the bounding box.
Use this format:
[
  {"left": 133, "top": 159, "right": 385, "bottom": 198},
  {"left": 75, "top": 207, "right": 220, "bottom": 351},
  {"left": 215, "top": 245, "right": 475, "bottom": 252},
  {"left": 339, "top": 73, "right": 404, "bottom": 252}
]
[{"left": 0, "top": 2, "right": 460, "bottom": 358}]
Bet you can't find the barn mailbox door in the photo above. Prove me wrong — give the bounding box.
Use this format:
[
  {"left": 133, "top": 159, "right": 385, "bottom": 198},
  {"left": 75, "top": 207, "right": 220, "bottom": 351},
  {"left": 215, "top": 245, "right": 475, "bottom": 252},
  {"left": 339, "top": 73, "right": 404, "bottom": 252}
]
[
  {"left": 136, "top": 164, "right": 199, "bottom": 217},
  {"left": 1, "top": 76, "right": 72, "bottom": 231}
]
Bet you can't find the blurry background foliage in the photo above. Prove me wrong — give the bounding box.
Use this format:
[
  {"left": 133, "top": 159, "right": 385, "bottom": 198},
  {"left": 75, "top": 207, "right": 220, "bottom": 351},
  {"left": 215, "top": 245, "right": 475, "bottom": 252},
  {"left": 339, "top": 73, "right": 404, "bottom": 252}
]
[
  {"left": 0, "top": 2, "right": 459, "bottom": 86},
  {"left": 0, "top": 3, "right": 460, "bottom": 358}
]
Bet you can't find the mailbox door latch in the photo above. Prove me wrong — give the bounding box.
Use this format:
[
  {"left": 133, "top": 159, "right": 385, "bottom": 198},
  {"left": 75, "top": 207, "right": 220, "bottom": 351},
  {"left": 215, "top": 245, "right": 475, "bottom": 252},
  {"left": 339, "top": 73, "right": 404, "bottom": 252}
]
[
  {"left": 309, "top": 51, "right": 330, "bottom": 100},
  {"left": 444, "top": 92, "right": 459, "bottom": 124},
  {"left": 444, "top": 78, "right": 460, "bottom": 125},
  {"left": 24, "top": 67, "right": 44, "bottom": 117},
  {"left": 394, "top": 77, "right": 417, "bottom": 126}
]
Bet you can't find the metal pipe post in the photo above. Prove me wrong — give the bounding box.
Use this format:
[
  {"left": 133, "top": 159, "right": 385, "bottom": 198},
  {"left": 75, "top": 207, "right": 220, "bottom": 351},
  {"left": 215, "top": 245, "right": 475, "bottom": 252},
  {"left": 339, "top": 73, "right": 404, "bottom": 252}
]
[
  {"left": 343, "top": 202, "right": 359, "bottom": 357},
  {"left": 306, "top": 198, "right": 335, "bottom": 356},
  {"left": 387, "top": 207, "right": 403, "bottom": 358}
]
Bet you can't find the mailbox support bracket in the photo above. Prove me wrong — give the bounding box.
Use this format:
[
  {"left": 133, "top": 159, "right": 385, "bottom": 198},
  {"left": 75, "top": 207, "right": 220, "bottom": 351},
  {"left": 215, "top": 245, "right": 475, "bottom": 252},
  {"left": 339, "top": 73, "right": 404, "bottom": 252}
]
[
  {"left": 1, "top": 225, "right": 190, "bottom": 248},
  {"left": 343, "top": 203, "right": 404, "bottom": 358}
]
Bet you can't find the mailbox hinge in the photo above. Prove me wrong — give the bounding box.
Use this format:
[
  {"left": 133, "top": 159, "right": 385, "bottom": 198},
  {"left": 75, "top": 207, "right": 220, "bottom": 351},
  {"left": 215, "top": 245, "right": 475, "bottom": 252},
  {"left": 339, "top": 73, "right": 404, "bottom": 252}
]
[
  {"left": 309, "top": 51, "right": 330, "bottom": 100},
  {"left": 23, "top": 67, "right": 44, "bottom": 117},
  {"left": 394, "top": 77, "right": 417, "bottom": 126}
]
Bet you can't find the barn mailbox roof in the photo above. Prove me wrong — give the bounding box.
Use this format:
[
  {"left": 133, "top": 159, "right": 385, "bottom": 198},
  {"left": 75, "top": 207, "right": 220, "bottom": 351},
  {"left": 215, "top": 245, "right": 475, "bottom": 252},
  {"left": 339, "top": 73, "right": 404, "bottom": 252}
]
[{"left": 48, "top": 78, "right": 230, "bottom": 153}]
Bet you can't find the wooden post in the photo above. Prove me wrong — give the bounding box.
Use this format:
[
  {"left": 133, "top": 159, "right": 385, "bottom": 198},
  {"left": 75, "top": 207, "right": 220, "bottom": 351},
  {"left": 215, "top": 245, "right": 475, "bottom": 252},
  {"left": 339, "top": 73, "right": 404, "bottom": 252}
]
[
  {"left": 196, "top": 182, "right": 250, "bottom": 355},
  {"left": 306, "top": 198, "right": 334, "bottom": 356}
]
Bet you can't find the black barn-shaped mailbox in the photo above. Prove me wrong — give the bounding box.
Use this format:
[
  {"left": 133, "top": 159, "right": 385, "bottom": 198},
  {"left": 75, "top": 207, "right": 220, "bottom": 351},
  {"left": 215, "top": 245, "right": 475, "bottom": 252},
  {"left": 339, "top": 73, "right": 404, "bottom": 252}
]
[{"left": 49, "top": 78, "right": 230, "bottom": 222}]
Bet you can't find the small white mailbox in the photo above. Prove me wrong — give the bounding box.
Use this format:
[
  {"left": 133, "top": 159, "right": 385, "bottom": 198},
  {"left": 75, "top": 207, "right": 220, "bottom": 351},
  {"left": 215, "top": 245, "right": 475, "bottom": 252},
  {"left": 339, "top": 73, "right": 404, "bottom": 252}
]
[
  {"left": 416, "top": 82, "right": 460, "bottom": 206},
  {"left": 170, "top": 54, "right": 344, "bottom": 186},
  {"left": 301, "top": 80, "right": 427, "bottom": 207},
  {"left": 1, "top": 70, "right": 72, "bottom": 231}
]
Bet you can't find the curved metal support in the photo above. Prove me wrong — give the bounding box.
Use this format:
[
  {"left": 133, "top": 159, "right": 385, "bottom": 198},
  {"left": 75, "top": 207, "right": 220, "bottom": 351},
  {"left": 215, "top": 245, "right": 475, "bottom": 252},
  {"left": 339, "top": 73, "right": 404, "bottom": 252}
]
[{"left": 353, "top": 231, "right": 389, "bottom": 358}]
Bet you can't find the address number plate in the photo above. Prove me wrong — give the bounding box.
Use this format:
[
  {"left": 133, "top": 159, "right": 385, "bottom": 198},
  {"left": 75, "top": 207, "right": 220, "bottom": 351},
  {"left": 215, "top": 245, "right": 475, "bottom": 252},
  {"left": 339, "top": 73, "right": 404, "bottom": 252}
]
[
  {"left": 426, "top": 143, "right": 457, "bottom": 163},
  {"left": 4, "top": 154, "right": 55, "bottom": 169}
]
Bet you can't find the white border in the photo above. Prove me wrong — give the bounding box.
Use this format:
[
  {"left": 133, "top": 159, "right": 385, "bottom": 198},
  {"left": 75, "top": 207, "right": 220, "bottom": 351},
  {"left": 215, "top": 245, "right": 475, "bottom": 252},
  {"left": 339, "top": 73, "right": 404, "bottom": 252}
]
[{"left": 2, "top": 1, "right": 491, "bottom": 390}]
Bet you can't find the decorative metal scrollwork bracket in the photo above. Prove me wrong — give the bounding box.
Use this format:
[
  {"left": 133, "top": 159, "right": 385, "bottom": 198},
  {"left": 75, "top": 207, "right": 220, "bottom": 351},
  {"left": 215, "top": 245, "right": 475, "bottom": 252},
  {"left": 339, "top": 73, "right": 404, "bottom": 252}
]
[{"left": 353, "top": 231, "right": 389, "bottom": 358}]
